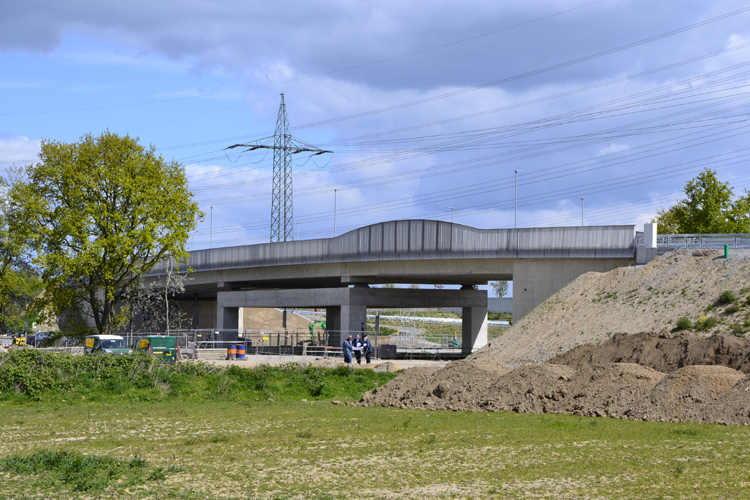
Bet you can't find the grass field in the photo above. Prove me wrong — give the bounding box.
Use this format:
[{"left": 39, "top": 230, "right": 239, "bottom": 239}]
[
  {"left": 2, "top": 351, "right": 750, "bottom": 499},
  {"left": 3, "top": 399, "right": 750, "bottom": 499}
]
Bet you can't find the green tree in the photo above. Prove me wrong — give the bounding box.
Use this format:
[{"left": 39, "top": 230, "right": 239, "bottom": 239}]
[
  {"left": 0, "top": 174, "right": 39, "bottom": 333},
  {"left": 10, "top": 132, "right": 202, "bottom": 334},
  {"left": 490, "top": 281, "right": 509, "bottom": 298},
  {"left": 653, "top": 169, "right": 750, "bottom": 233}
]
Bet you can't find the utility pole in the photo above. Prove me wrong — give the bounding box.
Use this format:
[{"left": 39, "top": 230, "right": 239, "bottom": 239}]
[
  {"left": 576, "top": 196, "right": 584, "bottom": 226},
  {"left": 225, "top": 94, "right": 332, "bottom": 243},
  {"left": 448, "top": 207, "right": 454, "bottom": 223},
  {"left": 333, "top": 189, "right": 338, "bottom": 237},
  {"left": 514, "top": 170, "right": 524, "bottom": 229}
]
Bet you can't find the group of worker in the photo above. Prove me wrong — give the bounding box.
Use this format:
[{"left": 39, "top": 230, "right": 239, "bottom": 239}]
[{"left": 341, "top": 333, "right": 373, "bottom": 364}]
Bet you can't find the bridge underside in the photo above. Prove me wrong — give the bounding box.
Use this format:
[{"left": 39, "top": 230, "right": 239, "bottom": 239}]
[
  {"left": 215, "top": 287, "right": 488, "bottom": 355},
  {"left": 169, "top": 256, "right": 634, "bottom": 325}
]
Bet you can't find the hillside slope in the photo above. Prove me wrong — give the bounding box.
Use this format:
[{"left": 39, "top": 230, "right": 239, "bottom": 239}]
[{"left": 479, "top": 248, "right": 750, "bottom": 366}]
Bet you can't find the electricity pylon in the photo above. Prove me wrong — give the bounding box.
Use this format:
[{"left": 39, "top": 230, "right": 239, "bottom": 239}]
[{"left": 225, "top": 94, "right": 332, "bottom": 242}]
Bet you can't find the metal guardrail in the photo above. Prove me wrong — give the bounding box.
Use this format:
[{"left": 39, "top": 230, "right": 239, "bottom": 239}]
[{"left": 635, "top": 233, "right": 750, "bottom": 249}]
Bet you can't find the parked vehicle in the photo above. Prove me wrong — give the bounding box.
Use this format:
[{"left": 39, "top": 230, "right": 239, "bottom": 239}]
[
  {"left": 84, "top": 335, "right": 132, "bottom": 355},
  {"left": 135, "top": 335, "right": 178, "bottom": 361}
]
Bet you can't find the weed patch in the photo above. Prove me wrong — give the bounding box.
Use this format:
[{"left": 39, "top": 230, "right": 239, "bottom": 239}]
[{"left": 0, "top": 450, "right": 164, "bottom": 492}]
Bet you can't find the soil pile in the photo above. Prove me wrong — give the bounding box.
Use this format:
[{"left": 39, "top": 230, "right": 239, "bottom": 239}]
[
  {"left": 359, "top": 332, "right": 750, "bottom": 425},
  {"left": 550, "top": 330, "right": 750, "bottom": 374},
  {"left": 248, "top": 308, "right": 318, "bottom": 331},
  {"left": 482, "top": 249, "right": 750, "bottom": 366},
  {"left": 360, "top": 359, "right": 509, "bottom": 411},
  {"left": 620, "top": 365, "right": 744, "bottom": 422}
]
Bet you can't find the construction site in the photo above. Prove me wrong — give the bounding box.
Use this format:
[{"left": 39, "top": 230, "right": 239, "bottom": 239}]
[{"left": 359, "top": 247, "right": 750, "bottom": 425}]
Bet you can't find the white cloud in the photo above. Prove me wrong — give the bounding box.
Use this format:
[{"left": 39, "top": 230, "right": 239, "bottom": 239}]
[{"left": 596, "top": 143, "right": 631, "bottom": 157}]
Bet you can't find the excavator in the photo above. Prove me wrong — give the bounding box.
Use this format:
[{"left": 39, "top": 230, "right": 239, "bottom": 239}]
[{"left": 303, "top": 321, "right": 327, "bottom": 346}]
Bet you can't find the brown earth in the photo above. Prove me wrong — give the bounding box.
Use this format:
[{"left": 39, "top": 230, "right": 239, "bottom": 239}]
[
  {"left": 550, "top": 329, "right": 750, "bottom": 373},
  {"left": 359, "top": 249, "right": 750, "bottom": 424},
  {"left": 358, "top": 332, "right": 750, "bottom": 424},
  {"left": 482, "top": 249, "right": 750, "bottom": 366},
  {"left": 247, "top": 308, "right": 322, "bottom": 332}
]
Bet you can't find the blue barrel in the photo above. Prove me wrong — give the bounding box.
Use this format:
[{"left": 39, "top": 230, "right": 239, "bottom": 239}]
[
  {"left": 237, "top": 344, "right": 246, "bottom": 359},
  {"left": 227, "top": 344, "right": 236, "bottom": 360}
]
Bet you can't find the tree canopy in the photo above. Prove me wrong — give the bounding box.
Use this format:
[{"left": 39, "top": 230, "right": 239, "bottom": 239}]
[
  {"left": 653, "top": 169, "right": 750, "bottom": 234},
  {"left": 0, "top": 174, "right": 41, "bottom": 334},
  {"left": 10, "top": 132, "right": 202, "bottom": 334},
  {"left": 490, "top": 281, "right": 509, "bottom": 298}
]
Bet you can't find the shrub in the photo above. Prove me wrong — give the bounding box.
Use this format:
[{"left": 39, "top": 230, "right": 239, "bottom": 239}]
[
  {"left": 718, "top": 291, "right": 737, "bottom": 305},
  {"left": 725, "top": 304, "right": 741, "bottom": 314},
  {"left": 705, "top": 316, "right": 718, "bottom": 329},
  {"left": 675, "top": 317, "right": 693, "bottom": 331},
  {"left": 730, "top": 323, "right": 748, "bottom": 336}
]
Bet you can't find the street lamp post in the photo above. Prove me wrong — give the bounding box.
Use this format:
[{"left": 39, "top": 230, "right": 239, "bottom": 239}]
[
  {"left": 448, "top": 207, "right": 454, "bottom": 223},
  {"left": 514, "top": 170, "right": 524, "bottom": 229},
  {"left": 333, "top": 189, "right": 337, "bottom": 237},
  {"left": 576, "top": 196, "right": 584, "bottom": 226},
  {"left": 210, "top": 206, "right": 214, "bottom": 249},
  {"left": 296, "top": 221, "right": 300, "bottom": 240}
]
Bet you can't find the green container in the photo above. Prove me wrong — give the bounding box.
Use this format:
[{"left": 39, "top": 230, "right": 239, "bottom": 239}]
[
  {"left": 724, "top": 244, "right": 729, "bottom": 259},
  {"left": 136, "top": 335, "right": 178, "bottom": 361}
]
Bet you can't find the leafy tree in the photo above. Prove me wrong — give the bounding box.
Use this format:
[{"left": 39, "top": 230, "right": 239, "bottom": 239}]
[
  {"left": 10, "top": 132, "right": 202, "bottom": 334},
  {"left": 0, "top": 174, "right": 40, "bottom": 333},
  {"left": 490, "top": 281, "right": 509, "bottom": 298},
  {"left": 653, "top": 169, "right": 750, "bottom": 233}
]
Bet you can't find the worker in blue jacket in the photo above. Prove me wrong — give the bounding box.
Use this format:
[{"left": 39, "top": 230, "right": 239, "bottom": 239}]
[
  {"left": 342, "top": 335, "right": 353, "bottom": 364},
  {"left": 362, "top": 333, "right": 373, "bottom": 364}
]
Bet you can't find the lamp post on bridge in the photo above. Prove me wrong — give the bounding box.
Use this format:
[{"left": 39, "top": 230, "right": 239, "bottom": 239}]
[
  {"left": 514, "top": 170, "right": 523, "bottom": 229},
  {"left": 576, "top": 196, "right": 584, "bottom": 226},
  {"left": 448, "top": 207, "right": 454, "bottom": 223}
]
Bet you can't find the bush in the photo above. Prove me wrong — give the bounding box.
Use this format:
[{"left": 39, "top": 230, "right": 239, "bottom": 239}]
[
  {"left": 718, "top": 291, "right": 737, "bottom": 305},
  {"left": 725, "top": 304, "right": 741, "bottom": 314},
  {"left": 675, "top": 317, "right": 693, "bottom": 331}
]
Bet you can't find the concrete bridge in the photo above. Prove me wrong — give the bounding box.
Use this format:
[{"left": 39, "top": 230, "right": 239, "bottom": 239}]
[{"left": 150, "top": 220, "right": 646, "bottom": 353}]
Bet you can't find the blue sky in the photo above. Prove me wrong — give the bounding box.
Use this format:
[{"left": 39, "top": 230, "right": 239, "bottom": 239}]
[{"left": 2, "top": 0, "right": 750, "bottom": 266}]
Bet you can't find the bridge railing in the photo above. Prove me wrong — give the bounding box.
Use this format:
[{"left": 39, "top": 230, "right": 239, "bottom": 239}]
[{"left": 635, "top": 233, "right": 750, "bottom": 249}]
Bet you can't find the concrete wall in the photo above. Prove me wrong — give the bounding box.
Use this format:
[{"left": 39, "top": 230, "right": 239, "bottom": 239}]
[{"left": 511, "top": 258, "right": 632, "bottom": 321}]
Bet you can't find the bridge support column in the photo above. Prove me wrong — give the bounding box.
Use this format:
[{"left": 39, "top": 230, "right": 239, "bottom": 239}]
[
  {"left": 462, "top": 306, "right": 488, "bottom": 355},
  {"left": 326, "top": 306, "right": 341, "bottom": 346},
  {"left": 325, "top": 304, "right": 366, "bottom": 347},
  {"left": 216, "top": 304, "right": 240, "bottom": 330}
]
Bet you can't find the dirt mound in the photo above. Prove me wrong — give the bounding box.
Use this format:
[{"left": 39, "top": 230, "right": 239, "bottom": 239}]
[
  {"left": 699, "top": 375, "right": 750, "bottom": 425},
  {"left": 479, "top": 363, "right": 576, "bottom": 414},
  {"left": 551, "top": 331, "right": 750, "bottom": 374},
  {"left": 359, "top": 332, "right": 750, "bottom": 424},
  {"left": 559, "top": 363, "right": 665, "bottom": 417},
  {"left": 248, "top": 308, "right": 318, "bottom": 331},
  {"left": 620, "top": 365, "right": 744, "bottom": 422},
  {"left": 479, "top": 249, "right": 750, "bottom": 366},
  {"left": 359, "top": 359, "right": 508, "bottom": 410}
]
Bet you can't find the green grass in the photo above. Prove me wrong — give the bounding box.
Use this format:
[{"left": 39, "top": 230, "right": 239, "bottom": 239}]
[
  {"left": 0, "top": 350, "right": 396, "bottom": 404},
  {"left": 2, "top": 401, "right": 750, "bottom": 499}
]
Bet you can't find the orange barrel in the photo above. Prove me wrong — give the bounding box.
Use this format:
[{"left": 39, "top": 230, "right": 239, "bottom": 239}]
[
  {"left": 237, "top": 344, "right": 246, "bottom": 359},
  {"left": 227, "top": 344, "right": 236, "bottom": 360}
]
